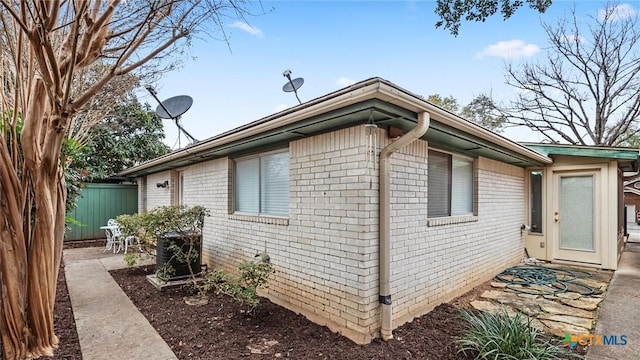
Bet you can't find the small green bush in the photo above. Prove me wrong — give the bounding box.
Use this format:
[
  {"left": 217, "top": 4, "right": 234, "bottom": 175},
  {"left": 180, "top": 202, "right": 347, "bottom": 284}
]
[
  {"left": 204, "top": 257, "right": 275, "bottom": 311},
  {"left": 458, "top": 308, "right": 573, "bottom": 360}
]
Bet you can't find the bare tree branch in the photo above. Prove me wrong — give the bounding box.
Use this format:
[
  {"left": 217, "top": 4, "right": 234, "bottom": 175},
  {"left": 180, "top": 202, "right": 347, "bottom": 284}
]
[{"left": 502, "top": 3, "right": 640, "bottom": 146}]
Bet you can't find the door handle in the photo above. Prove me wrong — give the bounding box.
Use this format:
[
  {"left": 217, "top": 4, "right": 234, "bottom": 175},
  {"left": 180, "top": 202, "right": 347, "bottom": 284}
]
[{"left": 554, "top": 211, "right": 559, "bottom": 222}]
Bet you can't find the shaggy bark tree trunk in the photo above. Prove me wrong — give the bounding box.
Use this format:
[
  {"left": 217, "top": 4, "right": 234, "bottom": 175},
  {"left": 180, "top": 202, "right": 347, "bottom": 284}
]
[{"left": 0, "top": 79, "right": 67, "bottom": 359}]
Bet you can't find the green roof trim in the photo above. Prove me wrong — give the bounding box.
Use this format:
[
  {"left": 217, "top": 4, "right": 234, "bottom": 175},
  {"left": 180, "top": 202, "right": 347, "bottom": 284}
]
[{"left": 523, "top": 143, "right": 640, "bottom": 160}]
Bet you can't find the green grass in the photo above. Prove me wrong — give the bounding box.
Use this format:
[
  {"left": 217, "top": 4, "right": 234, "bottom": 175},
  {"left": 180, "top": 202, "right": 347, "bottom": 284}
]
[{"left": 458, "top": 308, "right": 574, "bottom": 360}]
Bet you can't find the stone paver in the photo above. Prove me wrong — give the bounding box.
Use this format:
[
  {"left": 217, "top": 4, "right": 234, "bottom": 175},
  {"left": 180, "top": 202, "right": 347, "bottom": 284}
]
[{"left": 473, "top": 263, "right": 611, "bottom": 338}]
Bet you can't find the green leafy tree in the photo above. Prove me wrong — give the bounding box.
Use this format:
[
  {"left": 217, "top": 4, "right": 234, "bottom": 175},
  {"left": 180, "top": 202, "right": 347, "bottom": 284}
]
[
  {"left": 427, "top": 94, "right": 460, "bottom": 113},
  {"left": 461, "top": 94, "right": 506, "bottom": 132},
  {"left": 502, "top": 4, "right": 640, "bottom": 146},
  {"left": 435, "top": 0, "right": 553, "bottom": 35},
  {"left": 428, "top": 93, "right": 505, "bottom": 132},
  {"left": 75, "top": 95, "right": 170, "bottom": 181}
]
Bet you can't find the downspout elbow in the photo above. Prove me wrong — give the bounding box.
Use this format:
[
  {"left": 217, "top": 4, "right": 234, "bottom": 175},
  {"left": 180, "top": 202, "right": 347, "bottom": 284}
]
[{"left": 379, "top": 112, "right": 430, "bottom": 341}]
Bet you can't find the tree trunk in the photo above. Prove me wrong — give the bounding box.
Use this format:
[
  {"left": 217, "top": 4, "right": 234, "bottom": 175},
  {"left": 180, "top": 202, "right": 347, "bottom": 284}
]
[{"left": 0, "top": 80, "right": 67, "bottom": 359}]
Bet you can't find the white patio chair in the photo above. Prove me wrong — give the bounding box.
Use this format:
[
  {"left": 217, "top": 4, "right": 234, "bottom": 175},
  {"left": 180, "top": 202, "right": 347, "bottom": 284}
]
[
  {"left": 109, "top": 219, "right": 140, "bottom": 254},
  {"left": 103, "top": 219, "right": 120, "bottom": 252},
  {"left": 122, "top": 234, "right": 140, "bottom": 254}
]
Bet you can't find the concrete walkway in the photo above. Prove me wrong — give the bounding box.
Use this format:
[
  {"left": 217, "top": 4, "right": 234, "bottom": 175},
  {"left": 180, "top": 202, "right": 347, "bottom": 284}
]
[
  {"left": 586, "top": 240, "right": 640, "bottom": 360},
  {"left": 64, "top": 247, "right": 177, "bottom": 360}
]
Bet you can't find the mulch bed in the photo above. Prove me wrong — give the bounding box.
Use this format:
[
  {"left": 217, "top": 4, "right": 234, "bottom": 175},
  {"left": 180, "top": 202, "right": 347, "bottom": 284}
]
[
  {"left": 42, "top": 262, "right": 82, "bottom": 360},
  {"left": 110, "top": 266, "right": 474, "bottom": 360},
  {"left": 37, "top": 239, "right": 99, "bottom": 359}
]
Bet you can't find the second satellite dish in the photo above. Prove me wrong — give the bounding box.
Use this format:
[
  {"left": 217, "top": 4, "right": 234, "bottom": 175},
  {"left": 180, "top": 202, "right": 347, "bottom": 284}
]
[
  {"left": 283, "top": 78, "right": 304, "bottom": 93},
  {"left": 282, "top": 69, "right": 304, "bottom": 104},
  {"left": 155, "top": 95, "right": 193, "bottom": 119}
]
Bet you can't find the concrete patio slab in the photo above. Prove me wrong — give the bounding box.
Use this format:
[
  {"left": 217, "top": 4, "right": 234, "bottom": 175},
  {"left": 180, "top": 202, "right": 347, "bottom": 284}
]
[
  {"left": 64, "top": 247, "right": 175, "bottom": 360},
  {"left": 586, "top": 242, "right": 640, "bottom": 360}
]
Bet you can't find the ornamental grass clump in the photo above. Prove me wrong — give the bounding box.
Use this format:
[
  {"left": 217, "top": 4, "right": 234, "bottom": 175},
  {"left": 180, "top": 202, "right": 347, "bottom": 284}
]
[{"left": 458, "top": 308, "right": 573, "bottom": 360}]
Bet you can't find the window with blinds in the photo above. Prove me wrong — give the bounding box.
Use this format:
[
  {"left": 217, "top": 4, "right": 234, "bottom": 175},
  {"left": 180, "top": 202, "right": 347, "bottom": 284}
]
[
  {"left": 428, "top": 150, "right": 474, "bottom": 217},
  {"left": 234, "top": 151, "right": 289, "bottom": 216}
]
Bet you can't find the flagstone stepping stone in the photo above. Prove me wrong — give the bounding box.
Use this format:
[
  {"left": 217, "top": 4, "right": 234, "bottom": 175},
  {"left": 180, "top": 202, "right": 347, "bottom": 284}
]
[
  {"left": 480, "top": 290, "right": 541, "bottom": 316},
  {"left": 554, "top": 292, "right": 582, "bottom": 300},
  {"left": 573, "top": 278, "right": 609, "bottom": 291},
  {"left": 560, "top": 297, "right": 603, "bottom": 311},
  {"left": 538, "top": 314, "right": 594, "bottom": 330},
  {"left": 540, "top": 320, "right": 592, "bottom": 338},
  {"left": 490, "top": 281, "right": 507, "bottom": 288},
  {"left": 537, "top": 299, "right": 594, "bottom": 319},
  {"left": 470, "top": 300, "right": 547, "bottom": 331},
  {"left": 517, "top": 293, "right": 540, "bottom": 300},
  {"left": 481, "top": 290, "right": 518, "bottom": 301},
  {"left": 470, "top": 300, "right": 518, "bottom": 316}
]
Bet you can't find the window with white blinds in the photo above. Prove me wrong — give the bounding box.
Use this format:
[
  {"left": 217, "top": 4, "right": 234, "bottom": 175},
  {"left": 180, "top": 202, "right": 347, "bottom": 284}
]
[
  {"left": 234, "top": 151, "right": 289, "bottom": 216},
  {"left": 428, "top": 150, "right": 474, "bottom": 217}
]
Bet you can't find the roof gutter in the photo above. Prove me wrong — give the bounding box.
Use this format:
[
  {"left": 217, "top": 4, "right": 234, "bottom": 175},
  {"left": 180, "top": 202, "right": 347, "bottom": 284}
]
[
  {"left": 119, "top": 79, "right": 387, "bottom": 177},
  {"left": 379, "top": 111, "right": 430, "bottom": 341},
  {"left": 120, "top": 78, "right": 550, "bottom": 178}
]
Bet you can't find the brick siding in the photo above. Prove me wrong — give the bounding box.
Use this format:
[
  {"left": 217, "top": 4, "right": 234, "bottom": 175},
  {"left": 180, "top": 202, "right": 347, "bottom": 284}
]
[{"left": 139, "top": 125, "right": 526, "bottom": 344}]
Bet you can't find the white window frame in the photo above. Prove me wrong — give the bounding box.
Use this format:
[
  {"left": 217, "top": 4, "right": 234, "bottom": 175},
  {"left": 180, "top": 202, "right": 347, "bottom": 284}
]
[
  {"left": 428, "top": 149, "right": 475, "bottom": 219},
  {"left": 233, "top": 150, "right": 289, "bottom": 217}
]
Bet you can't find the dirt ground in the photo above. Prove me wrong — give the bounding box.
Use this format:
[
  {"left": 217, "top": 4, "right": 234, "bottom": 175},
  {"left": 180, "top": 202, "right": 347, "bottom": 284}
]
[
  {"left": 110, "top": 265, "right": 587, "bottom": 360},
  {"left": 38, "top": 240, "right": 104, "bottom": 360},
  {"left": 110, "top": 266, "right": 475, "bottom": 360},
  {"left": 42, "top": 240, "right": 586, "bottom": 359},
  {"left": 42, "top": 262, "right": 82, "bottom": 360}
]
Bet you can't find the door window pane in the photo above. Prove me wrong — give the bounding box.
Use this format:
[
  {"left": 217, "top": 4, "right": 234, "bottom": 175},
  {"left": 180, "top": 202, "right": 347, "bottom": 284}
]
[{"left": 559, "top": 175, "right": 594, "bottom": 251}]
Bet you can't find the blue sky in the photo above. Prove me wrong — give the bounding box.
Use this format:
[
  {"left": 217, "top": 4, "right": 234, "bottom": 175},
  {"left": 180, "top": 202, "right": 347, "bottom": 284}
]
[{"left": 146, "top": 1, "right": 634, "bottom": 148}]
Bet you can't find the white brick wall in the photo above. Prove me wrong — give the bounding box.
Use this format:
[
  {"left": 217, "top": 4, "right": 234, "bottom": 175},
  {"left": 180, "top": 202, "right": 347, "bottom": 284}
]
[
  {"left": 390, "top": 156, "right": 525, "bottom": 327},
  {"left": 140, "top": 125, "right": 526, "bottom": 344},
  {"left": 144, "top": 171, "right": 174, "bottom": 209}
]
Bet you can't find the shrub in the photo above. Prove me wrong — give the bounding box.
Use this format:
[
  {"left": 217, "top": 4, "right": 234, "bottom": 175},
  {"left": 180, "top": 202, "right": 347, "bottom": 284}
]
[
  {"left": 204, "top": 256, "right": 275, "bottom": 311},
  {"left": 117, "top": 206, "right": 209, "bottom": 293},
  {"left": 458, "top": 308, "right": 573, "bottom": 360}
]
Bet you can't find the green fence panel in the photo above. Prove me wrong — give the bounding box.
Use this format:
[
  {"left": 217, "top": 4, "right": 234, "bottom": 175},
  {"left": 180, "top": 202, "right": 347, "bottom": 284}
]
[{"left": 65, "top": 183, "right": 138, "bottom": 241}]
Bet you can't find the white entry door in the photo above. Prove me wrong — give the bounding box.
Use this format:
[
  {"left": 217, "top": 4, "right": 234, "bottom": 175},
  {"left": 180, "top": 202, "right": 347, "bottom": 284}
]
[{"left": 552, "top": 170, "right": 601, "bottom": 264}]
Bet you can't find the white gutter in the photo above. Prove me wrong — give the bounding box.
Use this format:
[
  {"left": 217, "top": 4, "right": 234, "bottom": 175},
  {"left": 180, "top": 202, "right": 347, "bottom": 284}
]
[
  {"left": 119, "top": 79, "right": 386, "bottom": 176},
  {"left": 372, "top": 83, "right": 552, "bottom": 165},
  {"left": 120, "top": 78, "right": 550, "bottom": 177},
  {"left": 379, "top": 111, "right": 430, "bottom": 341}
]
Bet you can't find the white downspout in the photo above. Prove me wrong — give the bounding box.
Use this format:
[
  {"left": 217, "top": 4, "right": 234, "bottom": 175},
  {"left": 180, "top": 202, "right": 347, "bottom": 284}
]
[{"left": 379, "top": 112, "right": 430, "bottom": 341}]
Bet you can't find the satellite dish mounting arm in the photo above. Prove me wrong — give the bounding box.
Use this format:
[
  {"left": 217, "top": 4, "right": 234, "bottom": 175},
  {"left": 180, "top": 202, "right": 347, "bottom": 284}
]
[{"left": 145, "top": 86, "right": 198, "bottom": 144}]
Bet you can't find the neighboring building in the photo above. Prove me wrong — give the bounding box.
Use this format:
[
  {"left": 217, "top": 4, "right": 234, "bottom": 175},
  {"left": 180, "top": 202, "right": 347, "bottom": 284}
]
[
  {"left": 119, "top": 78, "right": 639, "bottom": 344},
  {"left": 623, "top": 178, "right": 640, "bottom": 223}
]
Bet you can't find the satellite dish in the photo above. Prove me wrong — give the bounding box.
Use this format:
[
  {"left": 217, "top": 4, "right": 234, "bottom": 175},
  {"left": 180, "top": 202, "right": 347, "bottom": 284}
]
[
  {"left": 155, "top": 95, "right": 193, "bottom": 119},
  {"left": 144, "top": 86, "right": 198, "bottom": 146},
  {"left": 282, "top": 69, "right": 304, "bottom": 104},
  {"left": 283, "top": 78, "right": 304, "bottom": 93}
]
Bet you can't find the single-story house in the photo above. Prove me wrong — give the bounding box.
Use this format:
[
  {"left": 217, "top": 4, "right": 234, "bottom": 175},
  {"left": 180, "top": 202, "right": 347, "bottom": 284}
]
[{"left": 119, "top": 78, "right": 639, "bottom": 344}]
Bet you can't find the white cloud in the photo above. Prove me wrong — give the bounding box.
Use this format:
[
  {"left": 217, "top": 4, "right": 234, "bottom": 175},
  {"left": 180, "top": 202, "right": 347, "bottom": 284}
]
[
  {"left": 599, "top": 3, "right": 637, "bottom": 21},
  {"left": 229, "top": 21, "right": 264, "bottom": 38},
  {"left": 336, "top": 77, "right": 356, "bottom": 87},
  {"left": 476, "top": 39, "right": 540, "bottom": 60}
]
